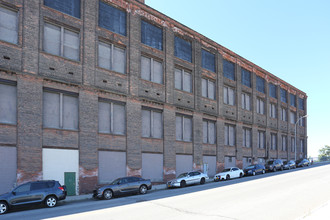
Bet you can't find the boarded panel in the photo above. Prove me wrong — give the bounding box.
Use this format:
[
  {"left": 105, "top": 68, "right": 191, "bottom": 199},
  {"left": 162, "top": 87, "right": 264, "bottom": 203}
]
[
  {"left": 203, "top": 156, "right": 216, "bottom": 177},
  {"left": 98, "top": 151, "right": 126, "bottom": 184},
  {"left": 243, "top": 157, "right": 252, "bottom": 169},
  {"left": 176, "top": 154, "right": 193, "bottom": 177},
  {"left": 0, "top": 146, "right": 16, "bottom": 194},
  {"left": 142, "top": 153, "right": 163, "bottom": 182},
  {"left": 225, "top": 156, "right": 236, "bottom": 168}
]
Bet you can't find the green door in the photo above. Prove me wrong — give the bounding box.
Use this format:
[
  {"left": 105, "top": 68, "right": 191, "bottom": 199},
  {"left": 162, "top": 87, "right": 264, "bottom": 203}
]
[{"left": 64, "top": 172, "right": 76, "bottom": 196}]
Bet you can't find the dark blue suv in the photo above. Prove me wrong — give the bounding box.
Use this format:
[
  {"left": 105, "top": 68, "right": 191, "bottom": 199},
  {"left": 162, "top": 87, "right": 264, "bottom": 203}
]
[
  {"left": 0, "top": 180, "right": 67, "bottom": 214},
  {"left": 243, "top": 164, "right": 266, "bottom": 176}
]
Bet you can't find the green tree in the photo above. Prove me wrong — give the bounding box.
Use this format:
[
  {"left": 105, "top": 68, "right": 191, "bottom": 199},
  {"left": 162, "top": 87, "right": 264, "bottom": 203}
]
[{"left": 318, "top": 145, "right": 330, "bottom": 161}]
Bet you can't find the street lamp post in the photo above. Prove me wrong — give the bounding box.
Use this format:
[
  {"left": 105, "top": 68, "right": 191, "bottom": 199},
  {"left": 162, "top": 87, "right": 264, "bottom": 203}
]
[{"left": 295, "top": 115, "right": 308, "bottom": 161}]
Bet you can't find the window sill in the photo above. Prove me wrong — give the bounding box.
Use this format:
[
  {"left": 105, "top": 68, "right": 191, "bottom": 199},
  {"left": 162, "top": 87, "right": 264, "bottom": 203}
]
[
  {"left": 176, "top": 140, "right": 192, "bottom": 143},
  {"left": 141, "top": 137, "right": 163, "bottom": 140},
  {"left": 96, "top": 66, "right": 127, "bottom": 76},
  {"left": 40, "top": 51, "right": 80, "bottom": 64},
  {"left": 43, "top": 127, "right": 79, "bottom": 132},
  {"left": 0, "top": 39, "right": 21, "bottom": 48},
  {"left": 140, "top": 78, "right": 164, "bottom": 87},
  {"left": 0, "top": 122, "right": 17, "bottom": 127},
  {"left": 174, "top": 89, "right": 193, "bottom": 95},
  {"left": 98, "top": 132, "right": 126, "bottom": 137}
]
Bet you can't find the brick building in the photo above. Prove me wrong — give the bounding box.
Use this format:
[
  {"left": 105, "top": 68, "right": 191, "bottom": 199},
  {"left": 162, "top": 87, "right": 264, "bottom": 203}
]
[{"left": 0, "top": 0, "right": 307, "bottom": 195}]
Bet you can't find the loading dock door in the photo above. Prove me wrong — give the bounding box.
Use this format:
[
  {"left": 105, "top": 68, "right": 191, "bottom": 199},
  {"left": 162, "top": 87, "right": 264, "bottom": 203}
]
[
  {"left": 0, "top": 146, "right": 16, "bottom": 194},
  {"left": 176, "top": 155, "right": 193, "bottom": 177}
]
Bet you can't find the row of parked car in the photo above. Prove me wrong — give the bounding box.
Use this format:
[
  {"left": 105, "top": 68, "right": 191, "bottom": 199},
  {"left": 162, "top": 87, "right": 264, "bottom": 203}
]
[{"left": 0, "top": 158, "right": 311, "bottom": 215}]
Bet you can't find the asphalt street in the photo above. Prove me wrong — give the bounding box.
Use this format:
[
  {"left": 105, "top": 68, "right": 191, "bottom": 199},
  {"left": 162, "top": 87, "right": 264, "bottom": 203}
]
[{"left": 1, "top": 163, "right": 330, "bottom": 220}]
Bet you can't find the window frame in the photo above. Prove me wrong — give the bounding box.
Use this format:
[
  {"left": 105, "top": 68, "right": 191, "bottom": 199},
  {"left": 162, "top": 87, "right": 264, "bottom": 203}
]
[
  {"left": 223, "top": 86, "right": 235, "bottom": 106},
  {"left": 256, "top": 76, "right": 265, "bottom": 93},
  {"left": 281, "top": 135, "right": 287, "bottom": 151},
  {"left": 256, "top": 98, "right": 265, "bottom": 115},
  {"left": 201, "top": 49, "right": 216, "bottom": 72},
  {"left": 0, "top": 6, "right": 19, "bottom": 44},
  {"left": 290, "top": 94, "right": 296, "bottom": 107},
  {"left": 271, "top": 133, "right": 277, "bottom": 150},
  {"left": 258, "top": 130, "right": 265, "bottom": 149},
  {"left": 281, "top": 107, "right": 287, "bottom": 121},
  {"left": 241, "top": 68, "right": 251, "bottom": 88},
  {"left": 202, "top": 78, "right": 216, "bottom": 100},
  {"left": 0, "top": 79, "right": 17, "bottom": 125},
  {"left": 225, "top": 124, "right": 236, "bottom": 146},
  {"left": 141, "top": 56, "right": 163, "bottom": 84},
  {"left": 223, "top": 59, "right": 235, "bottom": 81},
  {"left": 174, "top": 67, "right": 192, "bottom": 93},
  {"left": 243, "top": 127, "right": 252, "bottom": 148},
  {"left": 269, "top": 83, "right": 277, "bottom": 99},
  {"left": 203, "top": 119, "right": 216, "bottom": 144},
  {"left": 174, "top": 35, "right": 192, "bottom": 63},
  {"left": 141, "top": 20, "right": 163, "bottom": 51},
  {"left": 176, "top": 114, "right": 192, "bottom": 142},
  {"left": 241, "top": 93, "right": 251, "bottom": 111},
  {"left": 280, "top": 88, "right": 287, "bottom": 103},
  {"left": 269, "top": 103, "right": 277, "bottom": 118},
  {"left": 98, "top": 40, "right": 126, "bottom": 74},
  {"left": 44, "top": 0, "right": 81, "bottom": 18},
  {"left": 141, "top": 108, "right": 163, "bottom": 139}
]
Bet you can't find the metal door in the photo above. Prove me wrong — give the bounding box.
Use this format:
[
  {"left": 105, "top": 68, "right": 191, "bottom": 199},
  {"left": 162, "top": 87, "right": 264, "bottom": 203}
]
[{"left": 64, "top": 172, "right": 76, "bottom": 196}]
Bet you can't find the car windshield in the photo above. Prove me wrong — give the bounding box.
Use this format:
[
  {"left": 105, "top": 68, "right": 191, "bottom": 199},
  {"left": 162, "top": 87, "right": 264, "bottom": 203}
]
[
  {"left": 110, "top": 178, "right": 121, "bottom": 185},
  {"left": 296, "top": 159, "right": 303, "bottom": 163},
  {"left": 267, "top": 161, "right": 274, "bottom": 165},
  {"left": 222, "top": 168, "right": 231, "bottom": 172},
  {"left": 283, "top": 161, "right": 288, "bottom": 165},
  {"left": 245, "top": 165, "right": 255, "bottom": 169},
  {"left": 177, "top": 173, "right": 188, "bottom": 178}
]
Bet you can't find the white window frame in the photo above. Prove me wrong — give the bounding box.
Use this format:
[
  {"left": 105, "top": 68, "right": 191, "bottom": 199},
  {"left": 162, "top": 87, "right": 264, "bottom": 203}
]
[
  {"left": 224, "top": 86, "right": 235, "bottom": 106},
  {"left": 98, "top": 41, "right": 126, "bottom": 74},
  {"left": 257, "top": 98, "right": 265, "bottom": 114},
  {"left": 141, "top": 56, "right": 163, "bottom": 84},
  {"left": 282, "top": 135, "right": 287, "bottom": 151},
  {"left": 0, "top": 81, "right": 17, "bottom": 124},
  {"left": 258, "top": 131, "right": 265, "bottom": 149},
  {"left": 174, "top": 68, "right": 192, "bottom": 93},
  {"left": 290, "top": 111, "right": 296, "bottom": 124},
  {"left": 176, "top": 115, "right": 192, "bottom": 142},
  {"left": 98, "top": 101, "right": 126, "bottom": 135},
  {"left": 291, "top": 137, "right": 295, "bottom": 152},
  {"left": 225, "top": 124, "right": 236, "bottom": 146},
  {"left": 281, "top": 108, "right": 287, "bottom": 121},
  {"left": 0, "top": 6, "right": 18, "bottom": 44},
  {"left": 241, "top": 93, "right": 251, "bottom": 111},
  {"left": 271, "top": 133, "right": 277, "bottom": 150},
  {"left": 142, "top": 109, "right": 163, "bottom": 139},
  {"left": 202, "top": 78, "right": 215, "bottom": 100},
  {"left": 203, "top": 119, "right": 216, "bottom": 144},
  {"left": 269, "top": 103, "right": 277, "bottom": 118},
  {"left": 243, "top": 128, "right": 251, "bottom": 148}
]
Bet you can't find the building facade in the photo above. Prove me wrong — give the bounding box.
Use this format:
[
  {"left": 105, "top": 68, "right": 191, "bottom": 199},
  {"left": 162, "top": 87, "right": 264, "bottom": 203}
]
[{"left": 0, "top": 0, "right": 307, "bottom": 195}]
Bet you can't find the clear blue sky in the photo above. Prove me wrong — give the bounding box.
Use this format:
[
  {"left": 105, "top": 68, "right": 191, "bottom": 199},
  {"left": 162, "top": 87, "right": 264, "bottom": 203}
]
[{"left": 147, "top": 0, "right": 330, "bottom": 157}]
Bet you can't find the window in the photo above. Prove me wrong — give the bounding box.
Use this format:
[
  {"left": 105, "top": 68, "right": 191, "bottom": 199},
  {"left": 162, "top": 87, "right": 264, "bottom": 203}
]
[
  {"left": 243, "top": 128, "right": 251, "bottom": 148},
  {"left": 174, "top": 36, "right": 192, "bottom": 62},
  {"left": 290, "top": 94, "right": 296, "bottom": 107},
  {"left": 224, "top": 86, "right": 235, "bottom": 105},
  {"left": 175, "top": 68, "right": 192, "bottom": 93},
  {"left": 98, "top": 100, "right": 126, "bottom": 135},
  {"left": 258, "top": 131, "right": 265, "bottom": 149},
  {"left": 257, "top": 98, "right": 265, "bottom": 114},
  {"left": 291, "top": 137, "right": 295, "bottom": 152},
  {"left": 223, "top": 60, "right": 235, "bottom": 81},
  {"left": 43, "top": 90, "right": 78, "bottom": 130},
  {"left": 241, "top": 68, "right": 251, "bottom": 88},
  {"left": 141, "top": 20, "right": 163, "bottom": 50},
  {"left": 15, "top": 183, "right": 31, "bottom": 193},
  {"left": 256, "top": 76, "right": 265, "bottom": 93},
  {"left": 271, "top": 133, "right": 277, "bottom": 150},
  {"left": 290, "top": 111, "right": 296, "bottom": 124},
  {"left": 269, "top": 103, "right": 277, "bottom": 118},
  {"left": 201, "top": 49, "right": 215, "bottom": 72},
  {"left": 0, "top": 81, "right": 17, "bottom": 124},
  {"left": 202, "top": 78, "right": 215, "bottom": 100},
  {"left": 43, "top": 23, "right": 80, "bottom": 61},
  {"left": 44, "top": 0, "right": 80, "bottom": 18},
  {"left": 298, "top": 98, "right": 304, "bottom": 110},
  {"left": 241, "top": 93, "right": 251, "bottom": 111},
  {"left": 281, "top": 108, "right": 287, "bottom": 121},
  {"left": 203, "top": 120, "right": 216, "bottom": 144},
  {"left": 98, "top": 41, "right": 126, "bottom": 74},
  {"left": 141, "top": 56, "right": 163, "bottom": 84},
  {"left": 176, "top": 115, "right": 192, "bottom": 142},
  {"left": 225, "top": 124, "right": 235, "bottom": 146},
  {"left": 0, "top": 7, "right": 18, "bottom": 44},
  {"left": 282, "top": 135, "right": 287, "bottom": 151},
  {"left": 298, "top": 115, "right": 305, "bottom": 127},
  {"left": 269, "top": 83, "right": 277, "bottom": 99},
  {"left": 280, "top": 88, "right": 287, "bottom": 103},
  {"left": 300, "top": 139, "right": 304, "bottom": 153},
  {"left": 142, "top": 109, "right": 162, "bottom": 138},
  {"left": 98, "top": 1, "right": 126, "bottom": 36}
]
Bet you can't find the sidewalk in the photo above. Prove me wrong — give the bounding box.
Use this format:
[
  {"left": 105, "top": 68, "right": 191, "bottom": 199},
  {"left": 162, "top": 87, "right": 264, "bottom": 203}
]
[{"left": 298, "top": 201, "right": 330, "bottom": 220}]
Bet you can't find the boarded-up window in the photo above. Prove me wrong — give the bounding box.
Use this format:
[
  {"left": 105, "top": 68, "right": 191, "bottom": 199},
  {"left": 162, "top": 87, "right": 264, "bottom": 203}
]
[
  {"left": 98, "top": 101, "right": 126, "bottom": 135},
  {"left": 176, "top": 115, "right": 192, "bottom": 142},
  {"left": 202, "top": 78, "right": 215, "bottom": 100},
  {"left": 256, "top": 76, "right": 265, "bottom": 93},
  {"left": 98, "top": 42, "right": 126, "bottom": 74},
  {"left": 0, "top": 7, "right": 18, "bottom": 44},
  {"left": 202, "top": 49, "right": 215, "bottom": 72},
  {"left": 291, "top": 137, "right": 295, "bottom": 152},
  {"left": 243, "top": 128, "right": 251, "bottom": 148},
  {"left": 44, "top": 0, "right": 80, "bottom": 18},
  {"left": 0, "top": 146, "right": 17, "bottom": 194},
  {"left": 0, "top": 82, "right": 16, "bottom": 124},
  {"left": 141, "top": 20, "right": 163, "bottom": 50},
  {"left": 258, "top": 131, "right": 265, "bottom": 149},
  {"left": 174, "top": 36, "right": 192, "bottom": 62},
  {"left": 282, "top": 135, "right": 287, "bottom": 151},
  {"left": 300, "top": 139, "right": 304, "bottom": 153},
  {"left": 241, "top": 93, "right": 251, "bottom": 111},
  {"left": 44, "top": 23, "right": 79, "bottom": 61},
  {"left": 142, "top": 153, "right": 163, "bottom": 182},
  {"left": 98, "top": 1, "right": 126, "bottom": 36},
  {"left": 271, "top": 133, "right": 277, "bottom": 150},
  {"left": 141, "top": 56, "right": 163, "bottom": 84},
  {"left": 142, "top": 108, "right": 163, "bottom": 138},
  {"left": 224, "top": 86, "right": 235, "bottom": 105},
  {"left": 269, "top": 83, "right": 277, "bottom": 99},
  {"left": 98, "top": 151, "right": 126, "bottom": 184},
  {"left": 43, "top": 90, "right": 78, "bottom": 130},
  {"left": 225, "top": 156, "right": 236, "bottom": 168},
  {"left": 225, "top": 124, "right": 235, "bottom": 146},
  {"left": 174, "top": 68, "right": 192, "bottom": 93},
  {"left": 241, "top": 68, "right": 251, "bottom": 88},
  {"left": 223, "top": 59, "right": 235, "bottom": 81},
  {"left": 176, "top": 155, "right": 193, "bottom": 176},
  {"left": 203, "top": 120, "right": 216, "bottom": 144}
]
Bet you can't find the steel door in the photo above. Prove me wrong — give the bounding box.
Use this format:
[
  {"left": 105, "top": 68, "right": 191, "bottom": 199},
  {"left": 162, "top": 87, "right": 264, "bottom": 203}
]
[{"left": 64, "top": 172, "right": 76, "bottom": 196}]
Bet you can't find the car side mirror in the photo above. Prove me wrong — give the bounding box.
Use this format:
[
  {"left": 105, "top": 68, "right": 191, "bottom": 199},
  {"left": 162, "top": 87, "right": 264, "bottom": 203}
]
[
  {"left": 12, "top": 191, "right": 16, "bottom": 195},
  {"left": 117, "top": 182, "right": 121, "bottom": 185}
]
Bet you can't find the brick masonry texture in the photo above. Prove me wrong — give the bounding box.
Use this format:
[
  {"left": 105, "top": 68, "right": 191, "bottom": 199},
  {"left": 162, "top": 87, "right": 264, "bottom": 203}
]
[{"left": 0, "top": 0, "right": 307, "bottom": 194}]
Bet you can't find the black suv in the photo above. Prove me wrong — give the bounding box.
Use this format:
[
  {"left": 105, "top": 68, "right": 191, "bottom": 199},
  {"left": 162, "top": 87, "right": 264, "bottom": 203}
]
[
  {"left": 0, "top": 180, "right": 67, "bottom": 214},
  {"left": 265, "top": 159, "right": 284, "bottom": 172}
]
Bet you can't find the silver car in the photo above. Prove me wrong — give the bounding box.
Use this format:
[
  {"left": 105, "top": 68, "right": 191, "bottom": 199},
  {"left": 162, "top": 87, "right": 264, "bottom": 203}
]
[
  {"left": 167, "top": 171, "right": 209, "bottom": 188},
  {"left": 93, "top": 177, "right": 152, "bottom": 200}
]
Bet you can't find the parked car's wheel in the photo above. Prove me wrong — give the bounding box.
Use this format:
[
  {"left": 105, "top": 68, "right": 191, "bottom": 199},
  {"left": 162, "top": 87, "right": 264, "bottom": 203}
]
[
  {"left": 0, "top": 201, "right": 8, "bottom": 215},
  {"left": 200, "top": 178, "right": 205, "bottom": 184},
  {"left": 226, "top": 174, "right": 230, "bottom": 180},
  {"left": 45, "top": 196, "right": 57, "bottom": 208},
  {"left": 252, "top": 171, "right": 256, "bottom": 176},
  {"left": 262, "top": 169, "right": 265, "bottom": 174},
  {"left": 139, "top": 185, "right": 148, "bottom": 194},
  {"left": 103, "top": 189, "right": 113, "bottom": 200},
  {"left": 180, "top": 180, "right": 186, "bottom": 188},
  {"left": 280, "top": 166, "right": 284, "bottom": 171},
  {"left": 239, "top": 173, "right": 243, "bottom": 178},
  {"left": 273, "top": 167, "right": 277, "bottom": 172}
]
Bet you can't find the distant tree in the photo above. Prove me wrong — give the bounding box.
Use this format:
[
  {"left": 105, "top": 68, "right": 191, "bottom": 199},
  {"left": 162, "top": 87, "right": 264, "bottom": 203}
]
[{"left": 318, "top": 145, "right": 330, "bottom": 161}]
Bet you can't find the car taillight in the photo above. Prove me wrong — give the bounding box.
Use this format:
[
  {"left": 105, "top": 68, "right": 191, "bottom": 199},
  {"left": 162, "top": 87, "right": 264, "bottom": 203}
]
[{"left": 58, "top": 187, "right": 64, "bottom": 191}]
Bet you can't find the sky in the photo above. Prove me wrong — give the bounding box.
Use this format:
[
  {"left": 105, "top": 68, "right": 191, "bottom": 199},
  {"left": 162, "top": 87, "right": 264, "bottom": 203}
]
[{"left": 146, "top": 0, "right": 330, "bottom": 157}]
